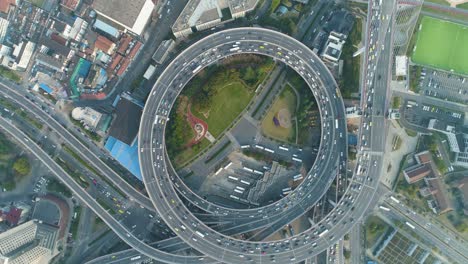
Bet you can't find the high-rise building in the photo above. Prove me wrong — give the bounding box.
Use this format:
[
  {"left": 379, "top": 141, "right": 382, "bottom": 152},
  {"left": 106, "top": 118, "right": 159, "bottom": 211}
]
[{"left": 0, "top": 220, "right": 59, "bottom": 264}]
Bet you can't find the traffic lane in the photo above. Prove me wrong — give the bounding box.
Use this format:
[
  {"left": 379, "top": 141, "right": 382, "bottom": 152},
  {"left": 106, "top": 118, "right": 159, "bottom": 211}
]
[
  {"left": 143, "top": 35, "right": 344, "bottom": 220},
  {"left": 0, "top": 83, "right": 157, "bottom": 212},
  {"left": 381, "top": 204, "right": 467, "bottom": 263},
  {"left": 141, "top": 28, "right": 350, "bottom": 262},
  {"left": 385, "top": 199, "right": 468, "bottom": 260},
  {"left": 0, "top": 118, "right": 215, "bottom": 264}
]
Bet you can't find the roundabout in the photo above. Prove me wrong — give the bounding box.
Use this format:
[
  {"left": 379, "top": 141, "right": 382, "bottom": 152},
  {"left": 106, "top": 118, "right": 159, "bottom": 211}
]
[{"left": 138, "top": 27, "right": 356, "bottom": 263}]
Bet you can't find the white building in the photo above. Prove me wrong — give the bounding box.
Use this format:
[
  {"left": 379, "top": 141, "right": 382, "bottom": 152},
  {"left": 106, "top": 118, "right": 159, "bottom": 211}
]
[
  {"left": 93, "top": 0, "right": 154, "bottom": 36},
  {"left": 0, "top": 17, "right": 9, "bottom": 44},
  {"left": 395, "top": 55, "right": 407, "bottom": 76},
  {"left": 71, "top": 107, "right": 103, "bottom": 130},
  {"left": 16, "top": 41, "right": 36, "bottom": 71},
  {"left": 172, "top": 0, "right": 258, "bottom": 38},
  {"left": 321, "top": 31, "right": 347, "bottom": 64},
  {"left": 0, "top": 220, "right": 58, "bottom": 264}
]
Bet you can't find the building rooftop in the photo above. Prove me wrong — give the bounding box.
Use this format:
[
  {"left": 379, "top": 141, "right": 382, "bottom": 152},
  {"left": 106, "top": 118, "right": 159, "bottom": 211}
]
[
  {"left": 61, "top": 0, "right": 80, "bottom": 11},
  {"left": 173, "top": 0, "right": 258, "bottom": 37},
  {"left": 0, "top": 0, "right": 15, "bottom": 14},
  {"left": 93, "top": 0, "right": 154, "bottom": 35},
  {"left": 426, "top": 178, "right": 453, "bottom": 214},
  {"left": 404, "top": 163, "right": 432, "bottom": 184},
  {"left": 94, "top": 35, "right": 114, "bottom": 54},
  {"left": 108, "top": 95, "right": 143, "bottom": 145},
  {"left": 415, "top": 150, "right": 431, "bottom": 164}
]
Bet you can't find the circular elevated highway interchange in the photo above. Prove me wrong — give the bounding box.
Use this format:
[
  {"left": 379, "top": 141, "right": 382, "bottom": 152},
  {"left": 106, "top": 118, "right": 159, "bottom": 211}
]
[{"left": 138, "top": 27, "right": 367, "bottom": 263}]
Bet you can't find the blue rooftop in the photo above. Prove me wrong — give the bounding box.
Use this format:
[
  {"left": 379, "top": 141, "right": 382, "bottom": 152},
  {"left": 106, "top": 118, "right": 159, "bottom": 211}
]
[
  {"left": 105, "top": 136, "right": 142, "bottom": 180},
  {"left": 39, "top": 83, "right": 53, "bottom": 94},
  {"left": 94, "top": 19, "right": 120, "bottom": 39}
]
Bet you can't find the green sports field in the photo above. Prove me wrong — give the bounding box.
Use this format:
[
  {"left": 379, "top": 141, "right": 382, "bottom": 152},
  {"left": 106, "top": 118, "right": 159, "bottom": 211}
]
[{"left": 412, "top": 16, "right": 468, "bottom": 75}]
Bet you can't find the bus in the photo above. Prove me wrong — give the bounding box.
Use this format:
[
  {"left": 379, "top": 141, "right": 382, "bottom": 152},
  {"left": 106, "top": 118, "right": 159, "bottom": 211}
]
[
  {"left": 255, "top": 145, "right": 264, "bottom": 150},
  {"left": 405, "top": 222, "right": 415, "bottom": 229},
  {"left": 236, "top": 186, "right": 245, "bottom": 191},
  {"left": 192, "top": 65, "right": 202, "bottom": 74},
  {"left": 335, "top": 119, "right": 339, "bottom": 129},
  {"left": 293, "top": 174, "right": 302, "bottom": 180},
  {"left": 240, "top": 145, "right": 250, "bottom": 149},
  {"left": 379, "top": 206, "right": 390, "bottom": 211},
  {"left": 240, "top": 180, "right": 250, "bottom": 185},
  {"left": 224, "top": 162, "right": 233, "bottom": 169},
  {"left": 228, "top": 176, "right": 239, "bottom": 181},
  {"left": 356, "top": 165, "right": 362, "bottom": 175},
  {"left": 253, "top": 170, "right": 263, "bottom": 175},
  {"left": 234, "top": 189, "right": 243, "bottom": 194},
  {"left": 293, "top": 175, "right": 303, "bottom": 182},
  {"left": 292, "top": 157, "right": 302, "bottom": 163},
  {"left": 131, "top": 256, "right": 141, "bottom": 261},
  {"left": 283, "top": 190, "right": 292, "bottom": 195},
  {"left": 195, "top": 231, "right": 205, "bottom": 238},
  {"left": 318, "top": 229, "right": 329, "bottom": 238},
  {"left": 264, "top": 148, "right": 275, "bottom": 153},
  {"left": 282, "top": 187, "right": 292, "bottom": 192},
  {"left": 215, "top": 168, "right": 223, "bottom": 175},
  {"left": 279, "top": 146, "right": 289, "bottom": 151},
  {"left": 243, "top": 167, "right": 253, "bottom": 173},
  {"left": 230, "top": 195, "right": 240, "bottom": 200},
  {"left": 229, "top": 47, "right": 240, "bottom": 52},
  {"left": 390, "top": 196, "right": 400, "bottom": 203}
]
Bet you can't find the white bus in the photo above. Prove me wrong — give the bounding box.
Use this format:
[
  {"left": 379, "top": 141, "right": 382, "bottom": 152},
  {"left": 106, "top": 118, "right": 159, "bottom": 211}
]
[
  {"left": 283, "top": 190, "right": 292, "bottom": 195},
  {"left": 240, "top": 180, "right": 250, "bottom": 185},
  {"left": 279, "top": 146, "right": 289, "bottom": 151},
  {"left": 379, "top": 206, "right": 390, "bottom": 211},
  {"left": 264, "top": 148, "right": 275, "bottom": 153},
  {"left": 390, "top": 196, "right": 400, "bottom": 203},
  {"left": 318, "top": 229, "right": 329, "bottom": 238},
  {"left": 293, "top": 176, "right": 303, "bottom": 182},
  {"left": 215, "top": 168, "right": 223, "bottom": 175},
  {"left": 282, "top": 187, "right": 292, "bottom": 192},
  {"left": 253, "top": 170, "right": 263, "bottom": 175},
  {"left": 292, "top": 157, "right": 302, "bottom": 163},
  {"left": 243, "top": 167, "right": 253, "bottom": 172},
  {"left": 228, "top": 176, "right": 239, "bottom": 181},
  {"left": 236, "top": 186, "right": 245, "bottom": 191},
  {"left": 255, "top": 145, "right": 264, "bottom": 150},
  {"left": 335, "top": 119, "right": 339, "bottom": 129},
  {"left": 195, "top": 231, "right": 205, "bottom": 238},
  {"left": 224, "top": 162, "right": 233, "bottom": 169},
  {"left": 131, "top": 256, "right": 141, "bottom": 261},
  {"left": 240, "top": 145, "right": 250, "bottom": 149},
  {"left": 230, "top": 195, "right": 240, "bottom": 200},
  {"left": 405, "top": 222, "right": 415, "bottom": 229},
  {"left": 234, "top": 189, "right": 243, "bottom": 194},
  {"left": 192, "top": 65, "right": 202, "bottom": 74},
  {"left": 229, "top": 47, "right": 240, "bottom": 52}
]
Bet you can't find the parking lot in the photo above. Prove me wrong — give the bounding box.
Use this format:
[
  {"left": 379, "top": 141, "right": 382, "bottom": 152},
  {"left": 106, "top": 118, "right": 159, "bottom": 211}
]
[
  {"left": 403, "top": 100, "right": 464, "bottom": 128},
  {"left": 419, "top": 68, "right": 468, "bottom": 104}
]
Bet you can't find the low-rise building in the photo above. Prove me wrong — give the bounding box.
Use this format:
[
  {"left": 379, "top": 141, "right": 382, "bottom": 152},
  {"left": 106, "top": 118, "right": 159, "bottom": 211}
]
[
  {"left": 403, "top": 151, "right": 434, "bottom": 184},
  {"left": 421, "top": 177, "right": 453, "bottom": 214},
  {"left": 71, "top": 107, "right": 103, "bottom": 130},
  {"left": 321, "top": 31, "right": 347, "bottom": 64},
  {"left": 93, "top": 0, "right": 154, "bottom": 36}
]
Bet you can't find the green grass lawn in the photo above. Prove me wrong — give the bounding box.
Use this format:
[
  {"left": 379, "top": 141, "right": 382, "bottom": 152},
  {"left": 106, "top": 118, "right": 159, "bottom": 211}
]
[
  {"left": 193, "top": 82, "right": 253, "bottom": 137},
  {"left": 261, "top": 85, "right": 297, "bottom": 143},
  {"left": 412, "top": 16, "right": 468, "bottom": 75},
  {"left": 458, "top": 3, "right": 468, "bottom": 10}
]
